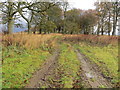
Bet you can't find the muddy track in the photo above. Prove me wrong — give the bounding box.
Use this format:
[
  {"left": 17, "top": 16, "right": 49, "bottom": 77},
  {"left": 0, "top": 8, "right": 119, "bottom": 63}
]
[
  {"left": 25, "top": 50, "right": 59, "bottom": 88},
  {"left": 75, "top": 49, "right": 113, "bottom": 88}
]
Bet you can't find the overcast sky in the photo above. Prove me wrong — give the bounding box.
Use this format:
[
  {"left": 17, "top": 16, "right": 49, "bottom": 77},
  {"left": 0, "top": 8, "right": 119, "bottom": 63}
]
[{"left": 68, "top": 0, "right": 96, "bottom": 10}]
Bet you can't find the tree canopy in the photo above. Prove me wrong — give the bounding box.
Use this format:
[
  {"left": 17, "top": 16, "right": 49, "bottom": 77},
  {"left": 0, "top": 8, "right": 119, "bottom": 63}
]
[{"left": 0, "top": 0, "right": 119, "bottom": 35}]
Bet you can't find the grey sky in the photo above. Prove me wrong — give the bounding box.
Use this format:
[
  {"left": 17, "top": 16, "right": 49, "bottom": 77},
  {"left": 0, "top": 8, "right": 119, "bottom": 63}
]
[{"left": 68, "top": 0, "right": 96, "bottom": 10}]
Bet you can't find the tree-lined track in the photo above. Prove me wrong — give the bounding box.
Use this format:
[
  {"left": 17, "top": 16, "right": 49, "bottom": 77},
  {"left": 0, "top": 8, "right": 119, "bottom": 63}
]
[
  {"left": 2, "top": 34, "right": 118, "bottom": 88},
  {"left": 1, "top": 0, "right": 119, "bottom": 88}
]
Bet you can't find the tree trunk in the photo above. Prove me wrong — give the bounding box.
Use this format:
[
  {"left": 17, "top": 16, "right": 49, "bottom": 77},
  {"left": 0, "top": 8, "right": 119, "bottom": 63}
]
[
  {"left": 101, "top": 18, "right": 104, "bottom": 35},
  {"left": 97, "top": 22, "right": 100, "bottom": 35},
  {"left": 54, "top": 28, "right": 56, "bottom": 33},
  {"left": 8, "top": 18, "right": 14, "bottom": 34},
  {"left": 108, "top": 11, "right": 111, "bottom": 36},
  {"left": 33, "top": 31, "right": 36, "bottom": 34},
  {"left": 70, "top": 31, "right": 73, "bottom": 34},
  {"left": 33, "top": 25, "right": 37, "bottom": 34},
  {"left": 28, "top": 22, "right": 31, "bottom": 34},
  {"left": 108, "top": 32, "right": 110, "bottom": 36},
  {"left": 91, "top": 26, "right": 94, "bottom": 34},
  {"left": 112, "top": 2, "right": 119, "bottom": 36},
  {"left": 44, "top": 30, "right": 46, "bottom": 34},
  {"left": 39, "top": 29, "right": 42, "bottom": 34},
  {"left": 58, "top": 27, "right": 61, "bottom": 33},
  {"left": 101, "top": 25, "right": 104, "bottom": 35},
  {"left": 112, "top": 19, "right": 117, "bottom": 35}
]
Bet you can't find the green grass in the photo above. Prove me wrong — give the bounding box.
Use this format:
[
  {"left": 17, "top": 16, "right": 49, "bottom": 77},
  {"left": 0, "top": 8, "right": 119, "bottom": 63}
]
[
  {"left": 2, "top": 46, "right": 51, "bottom": 88},
  {"left": 74, "top": 43, "right": 118, "bottom": 84},
  {"left": 58, "top": 43, "right": 80, "bottom": 88}
]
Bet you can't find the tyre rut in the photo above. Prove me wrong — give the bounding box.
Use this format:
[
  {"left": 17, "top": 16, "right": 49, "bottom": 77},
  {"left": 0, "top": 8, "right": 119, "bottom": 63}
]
[
  {"left": 25, "top": 50, "right": 60, "bottom": 88},
  {"left": 75, "top": 49, "right": 113, "bottom": 88}
]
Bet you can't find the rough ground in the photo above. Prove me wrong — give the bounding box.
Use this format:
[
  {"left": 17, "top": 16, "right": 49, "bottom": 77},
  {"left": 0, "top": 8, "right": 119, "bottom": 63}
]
[
  {"left": 75, "top": 49, "right": 113, "bottom": 88},
  {"left": 25, "top": 47, "right": 113, "bottom": 88},
  {"left": 25, "top": 50, "right": 59, "bottom": 88}
]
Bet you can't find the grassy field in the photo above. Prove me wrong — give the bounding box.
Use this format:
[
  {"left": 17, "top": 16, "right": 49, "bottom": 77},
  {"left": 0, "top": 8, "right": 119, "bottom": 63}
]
[{"left": 2, "top": 34, "right": 119, "bottom": 88}]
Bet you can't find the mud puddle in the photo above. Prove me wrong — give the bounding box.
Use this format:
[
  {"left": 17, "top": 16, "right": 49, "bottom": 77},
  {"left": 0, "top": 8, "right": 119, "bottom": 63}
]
[{"left": 75, "top": 49, "right": 113, "bottom": 88}]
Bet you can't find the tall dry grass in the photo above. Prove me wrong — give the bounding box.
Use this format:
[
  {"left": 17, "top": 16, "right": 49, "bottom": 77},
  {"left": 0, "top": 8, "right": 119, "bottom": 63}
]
[
  {"left": 63, "top": 34, "right": 118, "bottom": 45},
  {"left": 2, "top": 34, "right": 60, "bottom": 49},
  {"left": 2, "top": 34, "right": 118, "bottom": 49}
]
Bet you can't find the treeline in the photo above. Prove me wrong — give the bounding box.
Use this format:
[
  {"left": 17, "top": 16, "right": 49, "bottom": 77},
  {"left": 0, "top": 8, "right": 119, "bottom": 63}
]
[{"left": 0, "top": 0, "right": 119, "bottom": 35}]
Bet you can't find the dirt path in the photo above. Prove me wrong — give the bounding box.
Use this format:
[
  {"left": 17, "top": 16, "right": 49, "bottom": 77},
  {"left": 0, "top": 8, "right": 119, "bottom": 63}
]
[
  {"left": 25, "top": 50, "right": 59, "bottom": 88},
  {"left": 25, "top": 47, "right": 113, "bottom": 88},
  {"left": 75, "top": 49, "right": 113, "bottom": 88}
]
